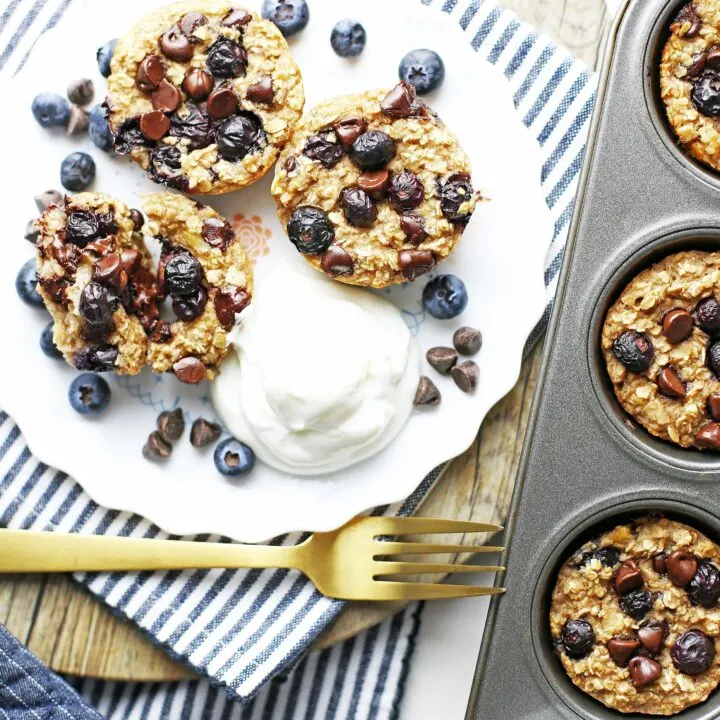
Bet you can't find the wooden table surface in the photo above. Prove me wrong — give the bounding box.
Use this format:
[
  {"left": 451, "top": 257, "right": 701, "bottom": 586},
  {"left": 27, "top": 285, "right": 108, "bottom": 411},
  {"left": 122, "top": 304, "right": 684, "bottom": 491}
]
[{"left": 0, "top": 0, "right": 611, "bottom": 682}]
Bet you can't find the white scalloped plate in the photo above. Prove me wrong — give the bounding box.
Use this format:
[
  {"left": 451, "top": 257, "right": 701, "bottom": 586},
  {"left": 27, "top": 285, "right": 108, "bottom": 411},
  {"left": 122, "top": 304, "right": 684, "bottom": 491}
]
[{"left": 0, "top": 0, "right": 550, "bottom": 541}]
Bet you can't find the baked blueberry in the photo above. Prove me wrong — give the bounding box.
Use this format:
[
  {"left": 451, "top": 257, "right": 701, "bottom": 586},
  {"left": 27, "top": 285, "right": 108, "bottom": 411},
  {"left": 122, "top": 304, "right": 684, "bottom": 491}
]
[
  {"left": 561, "top": 620, "right": 595, "bottom": 658},
  {"left": 206, "top": 38, "right": 248, "bottom": 79},
  {"left": 439, "top": 172, "right": 475, "bottom": 223},
  {"left": 261, "top": 0, "right": 309, "bottom": 36},
  {"left": 422, "top": 274, "right": 468, "bottom": 320},
  {"left": 68, "top": 373, "right": 111, "bottom": 415},
  {"left": 619, "top": 589, "right": 653, "bottom": 620},
  {"left": 172, "top": 286, "right": 208, "bottom": 321},
  {"left": 287, "top": 206, "right": 335, "bottom": 255},
  {"left": 216, "top": 113, "right": 265, "bottom": 162},
  {"left": 304, "top": 132, "right": 344, "bottom": 168},
  {"left": 579, "top": 547, "right": 620, "bottom": 568},
  {"left": 96, "top": 39, "right": 118, "bottom": 78},
  {"left": 692, "top": 71, "right": 720, "bottom": 117},
  {"left": 88, "top": 105, "right": 113, "bottom": 152},
  {"left": 687, "top": 561, "right": 720, "bottom": 607},
  {"left": 16, "top": 259, "right": 44, "bottom": 307},
  {"left": 73, "top": 345, "right": 119, "bottom": 373},
  {"left": 31, "top": 93, "right": 70, "bottom": 129},
  {"left": 60, "top": 152, "right": 96, "bottom": 192},
  {"left": 79, "top": 282, "right": 117, "bottom": 336},
  {"left": 388, "top": 171, "right": 424, "bottom": 211},
  {"left": 340, "top": 187, "right": 377, "bottom": 228},
  {"left": 399, "top": 49, "right": 445, "bottom": 95},
  {"left": 164, "top": 253, "right": 203, "bottom": 297},
  {"left": 214, "top": 437, "right": 256, "bottom": 477},
  {"left": 40, "top": 322, "right": 62, "bottom": 359},
  {"left": 611, "top": 331, "right": 654, "bottom": 373},
  {"left": 330, "top": 19, "right": 366, "bottom": 57},
  {"left": 671, "top": 629, "right": 716, "bottom": 675},
  {"left": 350, "top": 131, "right": 396, "bottom": 171}
]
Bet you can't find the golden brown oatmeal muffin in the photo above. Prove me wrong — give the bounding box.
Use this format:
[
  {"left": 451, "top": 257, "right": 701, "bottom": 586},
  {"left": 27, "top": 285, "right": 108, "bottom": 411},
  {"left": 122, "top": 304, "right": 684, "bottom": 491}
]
[
  {"left": 144, "top": 192, "right": 253, "bottom": 383},
  {"left": 36, "top": 193, "right": 158, "bottom": 375},
  {"left": 271, "top": 81, "right": 478, "bottom": 289},
  {"left": 551, "top": 517, "right": 720, "bottom": 715},
  {"left": 106, "top": 0, "right": 304, "bottom": 194},
  {"left": 601, "top": 250, "right": 720, "bottom": 451}
]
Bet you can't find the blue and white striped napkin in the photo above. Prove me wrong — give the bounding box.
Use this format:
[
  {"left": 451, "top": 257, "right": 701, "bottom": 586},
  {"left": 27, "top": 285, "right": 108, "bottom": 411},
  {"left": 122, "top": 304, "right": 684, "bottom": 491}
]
[{"left": 0, "top": 0, "right": 595, "bottom": 716}]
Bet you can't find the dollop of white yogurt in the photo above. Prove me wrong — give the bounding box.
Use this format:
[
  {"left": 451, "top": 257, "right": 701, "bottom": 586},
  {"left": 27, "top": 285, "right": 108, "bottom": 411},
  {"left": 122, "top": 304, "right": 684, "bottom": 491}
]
[{"left": 211, "top": 268, "right": 419, "bottom": 476}]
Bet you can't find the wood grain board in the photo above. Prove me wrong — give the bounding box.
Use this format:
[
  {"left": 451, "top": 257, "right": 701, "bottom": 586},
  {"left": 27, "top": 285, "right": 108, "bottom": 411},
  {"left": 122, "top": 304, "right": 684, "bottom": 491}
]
[{"left": 0, "top": 0, "right": 610, "bottom": 682}]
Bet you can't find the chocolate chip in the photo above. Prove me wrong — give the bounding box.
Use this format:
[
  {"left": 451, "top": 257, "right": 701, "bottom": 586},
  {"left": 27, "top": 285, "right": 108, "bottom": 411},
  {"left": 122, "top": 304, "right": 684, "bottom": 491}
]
[
  {"left": 657, "top": 366, "right": 686, "bottom": 399},
  {"left": 157, "top": 407, "right": 185, "bottom": 443},
  {"left": 139, "top": 111, "right": 170, "bottom": 140},
  {"left": 451, "top": 360, "right": 479, "bottom": 393},
  {"left": 179, "top": 11, "right": 206, "bottom": 38},
  {"left": 152, "top": 79, "right": 181, "bottom": 113},
  {"left": 150, "top": 320, "right": 172, "bottom": 343},
  {"left": 182, "top": 69, "right": 214, "bottom": 101},
  {"left": 686, "top": 52, "right": 707, "bottom": 80},
  {"left": 214, "top": 286, "right": 250, "bottom": 330},
  {"left": 638, "top": 620, "right": 667, "bottom": 654},
  {"left": 284, "top": 156, "right": 296, "bottom": 173},
  {"left": 667, "top": 550, "right": 698, "bottom": 587},
  {"left": 611, "top": 330, "right": 654, "bottom": 372},
  {"left": 358, "top": 169, "right": 390, "bottom": 200},
  {"left": 190, "top": 418, "right": 222, "bottom": 447},
  {"left": 381, "top": 81, "right": 420, "bottom": 118},
  {"left": 695, "top": 297, "right": 720, "bottom": 334},
  {"left": 453, "top": 327, "right": 482, "bottom": 356},
  {"left": 614, "top": 560, "right": 644, "bottom": 594},
  {"left": 120, "top": 248, "right": 141, "bottom": 274},
  {"left": 607, "top": 637, "right": 640, "bottom": 666},
  {"left": 143, "top": 431, "right": 172, "bottom": 461},
  {"left": 707, "top": 46, "right": 720, "bottom": 70},
  {"left": 414, "top": 376, "right": 440, "bottom": 407},
  {"left": 93, "top": 254, "right": 126, "bottom": 291},
  {"left": 653, "top": 553, "right": 667, "bottom": 574},
  {"left": 222, "top": 8, "right": 252, "bottom": 27},
  {"left": 25, "top": 219, "right": 39, "bottom": 244},
  {"left": 671, "top": 3, "right": 702, "bottom": 38},
  {"left": 207, "top": 86, "right": 238, "bottom": 119},
  {"left": 160, "top": 25, "right": 193, "bottom": 62},
  {"left": 129, "top": 209, "right": 144, "bottom": 231},
  {"left": 628, "top": 656, "right": 661, "bottom": 687},
  {"left": 426, "top": 347, "right": 458, "bottom": 375},
  {"left": 66, "top": 105, "right": 89, "bottom": 136},
  {"left": 83, "top": 237, "right": 116, "bottom": 257},
  {"left": 52, "top": 240, "right": 82, "bottom": 273},
  {"left": 304, "top": 132, "right": 345, "bottom": 168},
  {"left": 662, "top": 308, "right": 693, "bottom": 344},
  {"left": 35, "top": 189, "right": 62, "bottom": 213},
  {"left": 398, "top": 249, "right": 434, "bottom": 281},
  {"left": 696, "top": 422, "right": 720, "bottom": 449},
  {"left": 136, "top": 55, "right": 165, "bottom": 92},
  {"left": 67, "top": 78, "right": 94, "bottom": 106},
  {"left": 173, "top": 357, "right": 206, "bottom": 384},
  {"left": 246, "top": 77, "right": 274, "bottom": 104},
  {"left": 709, "top": 394, "right": 720, "bottom": 421},
  {"left": 202, "top": 217, "right": 234, "bottom": 251},
  {"left": 334, "top": 115, "right": 367, "bottom": 149},
  {"left": 321, "top": 246, "right": 354, "bottom": 277},
  {"left": 400, "top": 214, "right": 426, "bottom": 244}
]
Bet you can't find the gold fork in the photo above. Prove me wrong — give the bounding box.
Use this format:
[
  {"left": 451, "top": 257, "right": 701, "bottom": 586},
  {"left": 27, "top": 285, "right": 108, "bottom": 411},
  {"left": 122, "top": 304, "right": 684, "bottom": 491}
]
[{"left": 0, "top": 517, "right": 505, "bottom": 601}]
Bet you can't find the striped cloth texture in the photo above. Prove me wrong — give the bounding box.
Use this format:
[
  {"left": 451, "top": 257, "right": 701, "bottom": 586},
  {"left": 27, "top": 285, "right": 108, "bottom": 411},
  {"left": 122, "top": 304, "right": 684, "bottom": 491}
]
[{"left": 0, "top": 0, "right": 596, "bottom": 717}]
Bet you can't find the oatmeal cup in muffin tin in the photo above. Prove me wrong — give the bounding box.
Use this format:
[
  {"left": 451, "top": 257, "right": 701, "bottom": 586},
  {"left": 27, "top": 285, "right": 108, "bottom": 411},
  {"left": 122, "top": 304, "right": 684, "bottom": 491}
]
[
  {"left": 660, "top": 0, "right": 720, "bottom": 174},
  {"left": 601, "top": 250, "right": 720, "bottom": 452},
  {"left": 36, "top": 192, "right": 159, "bottom": 376},
  {"left": 143, "top": 192, "right": 253, "bottom": 383},
  {"left": 550, "top": 516, "right": 720, "bottom": 716},
  {"left": 106, "top": 0, "right": 304, "bottom": 195},
  {"left": 271, "top": 81, "right": 479, "bottom": 289}
]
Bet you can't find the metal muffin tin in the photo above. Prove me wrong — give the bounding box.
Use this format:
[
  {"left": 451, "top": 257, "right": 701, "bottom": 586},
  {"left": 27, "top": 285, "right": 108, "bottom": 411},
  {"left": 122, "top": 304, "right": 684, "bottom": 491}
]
[{"left": 466, "top": 0, "right": 720, "bottom": 717}]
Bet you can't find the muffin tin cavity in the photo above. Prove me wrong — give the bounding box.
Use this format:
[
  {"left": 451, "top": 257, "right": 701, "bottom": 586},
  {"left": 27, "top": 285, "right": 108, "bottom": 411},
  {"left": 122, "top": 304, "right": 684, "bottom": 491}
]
[{"left": 589, "top": 229, "right": 720, "bottom": 474}]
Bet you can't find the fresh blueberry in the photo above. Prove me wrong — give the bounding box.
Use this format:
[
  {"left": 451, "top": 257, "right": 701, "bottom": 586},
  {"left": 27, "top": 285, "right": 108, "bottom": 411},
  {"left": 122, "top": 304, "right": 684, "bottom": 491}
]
[
  {"left": 68, "top": 373, "right": 111, "bottom": 415},
  {"left": 399, "top": 49, "right": 445, "bottom": 95},
  {"left": 31, "top": 93, "right": 71, "bottom": 129},
  {"left": 96, "top": 39, "right": 118, "bottom": 78},
  {"left": 40, "top": 322, "right": 62, "bottom": 359},
  {"left": 214, "top": 438, "right": 256, "bottom": 477},
  {"left": 88, "top": 105, "right": 113, "bottom": 152},
  {"left": 16, "top": 259, "right": 44, "bottom": 307},
  {"left": 61, "top": 152, "right": 96, "bottom": 192},
  {"left": 330, "top": 20, "right": 366, "bottom": 57},
  {"left": 261, "top": 0, "right": 309, "bottom": 37},
  {"left": 422, "top": 274, "right": 468, "bottom": 320}
]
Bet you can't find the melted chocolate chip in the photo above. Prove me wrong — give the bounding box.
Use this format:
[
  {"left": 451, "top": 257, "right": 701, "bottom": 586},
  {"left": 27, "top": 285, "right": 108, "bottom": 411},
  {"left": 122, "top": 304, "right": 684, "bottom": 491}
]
[
  {"left": 202, "top": 217, "right": 234, "bottom": 251},
  {"left": 214, "top": 286, "right": 250, "bottom": 330}
]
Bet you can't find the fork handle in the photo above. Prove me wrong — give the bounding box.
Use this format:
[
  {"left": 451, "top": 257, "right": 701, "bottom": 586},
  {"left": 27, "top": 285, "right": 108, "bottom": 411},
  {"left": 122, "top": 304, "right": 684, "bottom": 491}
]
[{"left": 0, "top": 529, "right": 305, "bottom": 573}]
